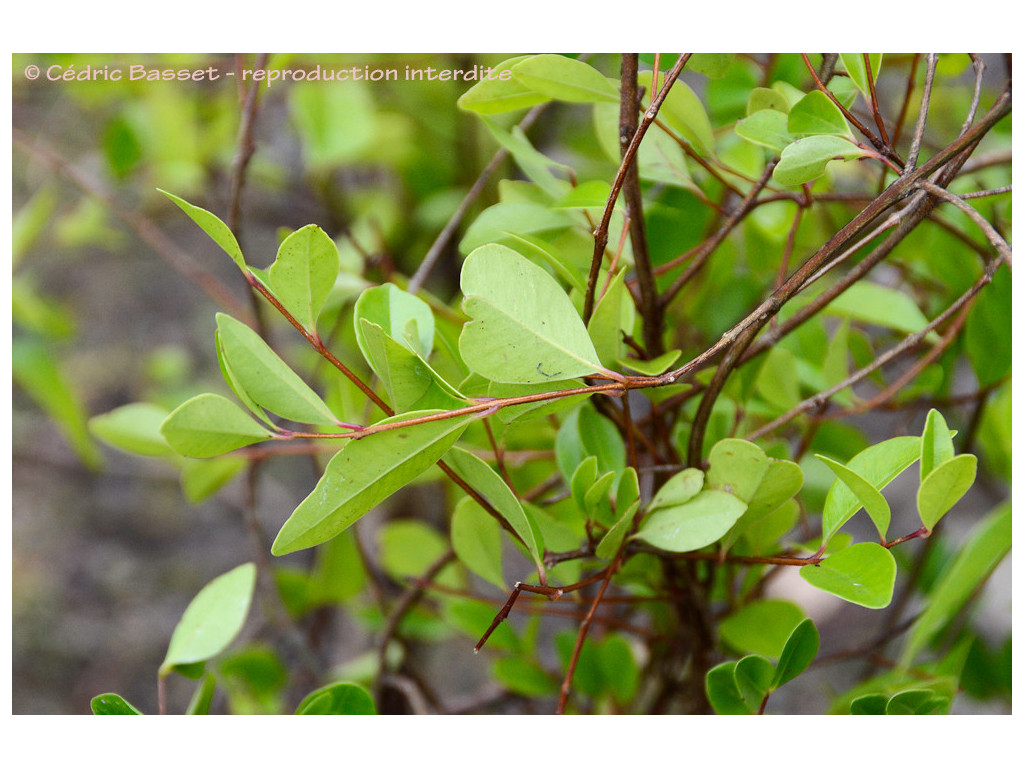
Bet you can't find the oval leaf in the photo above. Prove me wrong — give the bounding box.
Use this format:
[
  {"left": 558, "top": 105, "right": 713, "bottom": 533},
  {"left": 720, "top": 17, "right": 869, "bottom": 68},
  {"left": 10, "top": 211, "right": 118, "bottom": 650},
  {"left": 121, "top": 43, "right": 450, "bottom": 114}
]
[
  {"left": 511, "top": 54, "right": 618, "bottom": 104},
  {"left": 459, "top": 244, "right": 604, "bottom": 383},
  {"left": 451, "top": 497, "right": 506, "bottom": 590},
  {"left": 216, "top": 313, "right": 339, "bottom": 426},
  {"left": 160, "top": 563, "right": 257, "bottom": 675},
  {"left": 295, "top": 682, "right": 376, "bottom": 715},
  {"left": 917, "top": 454, "right": 978, "bottom": 532},
  {"left": 799, "top": 542, "right": 896, "bottom": 609},
  {"left": 158, "top": 189, "right": 246, "bottom": 273},
  {"left": 787, "top": 91, "right": 852, "bottom": 137},
  {"left": 161, "top": 393, "right": 274, "bottom": 458},
  {"left": 817, "top": 454, "right": 892, "bottom": 541},
  {"left": 772, "top": 618, "right": 820, "bottom": 688},
  {"left": 271, "top": 412, "right": 474, "bottom": 556},
  {"left": 773, "top": 135, "right": 869, "bottom": 187},
  {"left": 90, "top": 402, "right": 173, "bottom": 457},
  {"left": 457, "top": 56, "right": 550, "bottom": 114},
  {"left": 635, "top": 489, "right": 747, "bottom": 553},
  {"left": 267, "top": 224, "right": 340, "bottom": 331},
  {"left": 920, "top": 408, "right": 955, "bottom": 482}
]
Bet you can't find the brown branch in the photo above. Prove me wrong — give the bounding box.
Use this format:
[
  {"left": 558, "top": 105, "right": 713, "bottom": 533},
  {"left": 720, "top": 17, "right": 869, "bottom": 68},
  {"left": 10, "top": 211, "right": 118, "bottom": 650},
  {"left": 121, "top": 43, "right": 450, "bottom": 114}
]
[
  {"left": 583, "top": 53, "right": 692, "bottom": 323},
  {"left": 619, "top": 53, "right": 664, "bottom": 357}
]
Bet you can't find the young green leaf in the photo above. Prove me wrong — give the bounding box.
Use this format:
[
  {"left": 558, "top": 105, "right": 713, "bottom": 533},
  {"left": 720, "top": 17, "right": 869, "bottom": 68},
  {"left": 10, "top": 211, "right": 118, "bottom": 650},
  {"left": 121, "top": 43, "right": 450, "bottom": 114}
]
[
  {"left": 451, "top": 497, "right": 506, "bottom": 590},
  {"left": 772, "top": 618, "right": 819, "bottom": 688},
  {"left": 787, "top": 91, "right": 852, "bottom": 137},
  {"left": 556, "top": 406, "right": 626, "bottom": 485},
  {"left": 482, "top": 118, "right": 573, "bottom": 200},
  {"left": 705, "top": 662, "right": 751, "bottom": 715},
  {"left": 799, "top": 542, "right": 896, "bottom": 609},
  {"left": 266, "top": 224, "right": 340, "bottom": 331},
  {"left": 817, "top": 454, "right": 892, "bottom": 541},
  {"left": 354, "top": 283, "right": 436, "bottom": 360},
  {"left": 735, "top": 654, "right": 775, "bottom": 709},
  {"left": 181, "top": 456, "right": 247, "bottom": 504},
  {"left": 359, "top": 320, "right": 467, "bottom": 413},
  {"left": 824, "top": 281, "right": 934, "bottom": 338},
  {"left": 639, "top": 71, "right": 716, "bottom": 157},
  {"left": 850, "top": 694, "right": 889, "bottom": 715},
  {"left": 216, "top": 313, "right": 339, "bottom": 426},
  {"left": 706, "top": 439, "right": 769, "bottom": 503},
  {"left": 443, "top": 446, "right": 544, "bottom": 568},
  {"left": 596, "top": 499, "right": 641, "bottom": 560},
  {"left": 458, "top": 201, "right": 573, "bottom": 254},
  {"left": 886, "top": 689, "right": 945, "bottom": 715},
  {"left": 570, "top": 455, "right": 599, "bottom": 516},
  {"left": 899, "top": 503, "right": 1011, "bottom": 668},
  {"left": 271, "top": 411, "right": 474, "bottom": 556},
  {"left": 89, "top": 402, "right": 173, "bottom": 457},
  {"left": 295, "top": 682, "right": 376, "bottom": 715},
  {"left": 158, "top": 189, "right": 246, "bottom": 273},
  {"left": 587, "top": 269, "right": 636, "bottom": 368},
  {"left": 185, "top": 674, "right": 216, "bottom": 715},
  {"left": 634, "top": 490, "right": 747, "bottom": 553},
  {"left": 160, "top": 563, "right": 257, "bottom": 676},
  {"left": 648, "top": 468, "right": 704, "bottom": 512},
  {"left": 773, "top": 135, "right": 869, "bottom": 186},
  {"left": 920, "top": 408, "right": 956, "bottom": 481},
  {"left": 747, "top": 87, "right": 792, "bottom": 115},
  {"left": 90, "top": 693, "right": 143, "bottom": 715},
  {"left": 617, "top": 350, "right": 682, "bottom": 376},
  {"left": 457, "top": 56, "right": 549, "bottom": 114},
  {"left": 838, "top": 54, "right": 883, "bottom": 100},
  {"left": 161, "top": 393, "right": 274, "bottom": 458},
  {"left": 917, "top": 454, "right": 978, "bottom": 532},
  {"left": 460, "top": 244, "right": 604, "bottom": 384},
  {"left": 511, "top": 55, "right": 618, "bottom": 104},
  {"left": 964, "top": 263, "right": 1010, "bottom": 387},
  {"left": 822, "top": 436, "right": 920, "bottom": 542},
  {"left": 735, "top": 109, "right": 794, "bottom": 154},
  {"left": 725, "top": 458, "right": 804, "bottom": 549}
]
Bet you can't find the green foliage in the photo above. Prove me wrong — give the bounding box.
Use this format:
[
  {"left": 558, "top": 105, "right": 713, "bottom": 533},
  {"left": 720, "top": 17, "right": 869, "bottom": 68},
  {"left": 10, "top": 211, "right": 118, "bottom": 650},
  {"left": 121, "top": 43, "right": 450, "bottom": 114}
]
[{"left": 17, "top": 52, "right": 1008, "bottom": 716}]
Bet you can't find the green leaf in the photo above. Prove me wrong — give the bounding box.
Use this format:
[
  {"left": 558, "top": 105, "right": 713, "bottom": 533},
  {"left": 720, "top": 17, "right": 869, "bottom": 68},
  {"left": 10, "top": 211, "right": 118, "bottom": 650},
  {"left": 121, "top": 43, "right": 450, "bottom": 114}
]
[
  {"left": 570, "top": 455, "right": 599, "bottom": 516},
  {"left": 823, "top": 282, "right": 934, "bottom": 338},
  {"left": 355, "top": 283, "right": 436, "bottom": 360},
  {"left": 747, "top": 87, "right": 792, "bottom": 115},
  {"left": 773, "top": 135, "right": 869, "bottom": 186},
  {"left": 491, "top": 657, "right": 559, "bottom": 697},
  {"left": 850, "top": 694, "right": 889, "bottom": 715},
  {"left": 185, "top": 675, "right": 216, "bottom": 715},
  {"left": 648, "top": 468, "right": 704, "bottom": 512},
  {"left": 596, "top": 499, "right": 640, "bottom": 560},
  {"left": 688, "top": 54, "right": 734, "bottom": 79},
  {"left": 822, "top": 436, "right": 921, "bottom": 542},
  {"left": 639, "top": 71, "right": 716, "bottom": 157},
  {"left": 600, "top": 634, "right": 640, "bottom": 705},
  {"left": 787, "top": 91, "right": 852, "bottom": 137},
  {"left": 180, "top": 456, "right": 247, "bottom": 504},
  {"left": 964, "top": 264, "right": 1010, "bottom": 386},
  {"left": 839, "top": 54, "right": 883, "bottom": 99},
  {"left": 617, "top": 350, "right": 682, "bottom": 376},
  {"left": 735, "top": 654, "right": 775, "bottom": 709},
  {"left": 457, "top": 56, "right": 549, "bottom": 114},
  {"left": 886, "top": 689, "right": 941, "bottom": 715},
  {"left": 706, "top": 662, "right": 750, "bottom": 714},
  {"left": 379, "top": 519, "right": 458, "bottom": 588},
  {"left": 635, "top": 490, "right": 747, "bottom": 553},
  {"left": 443, "top": 446, "right": 544, "bottom": 568},
  {"left": 556, "top": 406, "right": 626, "bottom": 486},
  {"left": 594, "top": 101, "right": 693, "bottom": 188},
  {"left": 773, "top": 618, "right": 819, "bottom": 688},
  {"left": 800, "top": 542, "right": 896, "bottom": 609},
  {"left": 501, "top": 232, "right": 587, "bottom": 294},
  {"left": 272, "top": 411, "right": 473, "bottom": 555},
  {"left": 161, "top": 393, "right": 274, "bottom": 458},
  {"left": 511, "top": 55, "right": 618, "bottom": 104},
  {"left": 459, "top": 201, "right": 573, "bottom": 254},
  {"left": 216, "top": 313, "right": 339, "bottom": 426},
  {"left": 755, "top": 346, "right": 801, "bottom": 411},
  {"left": 735, "top": 109, "right": 794, "bottom": 154},
  {"left": 900, "top": 503, "right": 1010, "bottom": 668},
  {"left": 90, "top": 693, "right": 143, "bottom": 715},
  {"left": 817, "top": 454, "right": 892, "bottom": 541},
  {"left": 266, "top": 224, "right": 340, "bottom": 331},
  {"left": 459, "top": 244, "right": 604, "bottom": 384},
  {"left": 160, "top": 563, "right": 256, "bottom": 676},
  {"left": 295, "top": 682, "right": 376, "bottom": 714},
  {"left": 726, "top": 458, "right": 803, "bottom": 548},
  {"left": 706, "top": 439, "right": 769, "bottom": 503},
  {"left": 158, "top": 189, "right": 246, "bottom": 273},
  {"left": 89, "top": 402, "right": 173, "bottom": 457},
  {"left": 917, "top": 454, "right": 977, "bottom": 531},
  {"left": 588, "top": 269, "right": 636, "bottom": 368},
  {"left": 483, "top": 118, "right": 573, "bottom": 200},
  {"left": 920, "top": 409, "right": 955, "bottom": 481},
  {"left": 451, "top": 497, "right": 506, "bottom": 590},
  {"left": 359, "top": 320, "right": 467, "bottom": 413},
  {"left": 719, "top": 600, "right": 805, "bottom": 660},
  {"left": 489, "top": 378, "right": 590, "bottom": 424}
]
